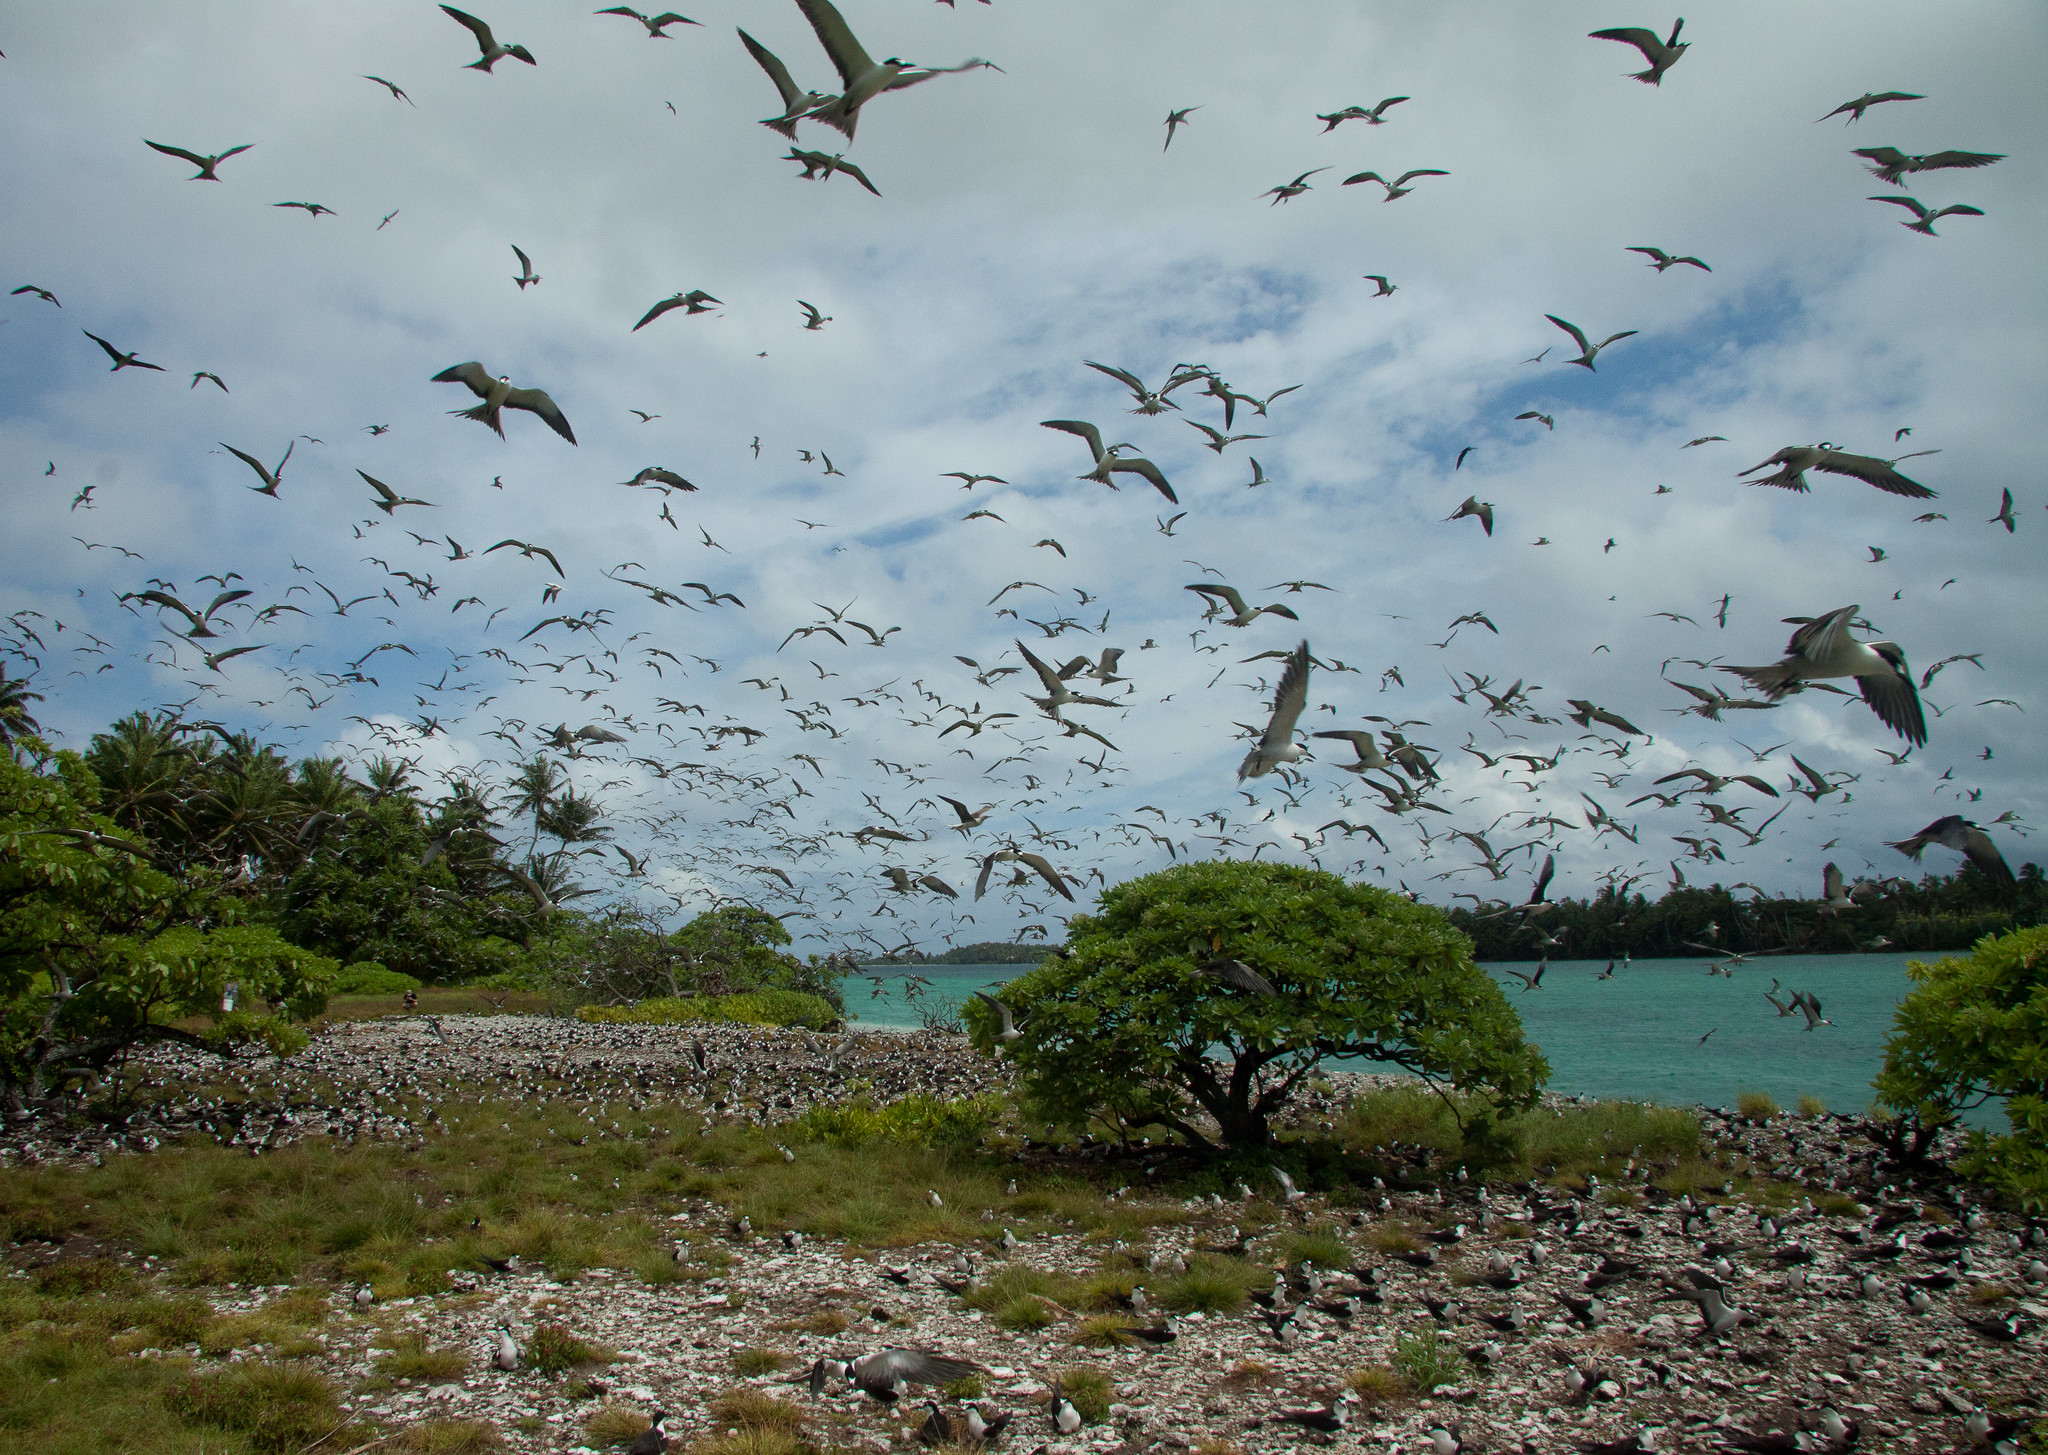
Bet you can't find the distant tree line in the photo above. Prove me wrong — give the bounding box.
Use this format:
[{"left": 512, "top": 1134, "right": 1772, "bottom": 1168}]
[{"left": 1445, "top": 862, "right": 2045, "bottom": 962}]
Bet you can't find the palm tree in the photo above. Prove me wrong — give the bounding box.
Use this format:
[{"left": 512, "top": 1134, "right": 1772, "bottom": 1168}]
[
  {"left": 504, "top": 754, "right": 565, "bottom": 855},
  {"left": 83, "top": 712, "right": 198, "bottom": 840},
  {"left": 0, "top": 672, "right": 43, "bottom": 750}
]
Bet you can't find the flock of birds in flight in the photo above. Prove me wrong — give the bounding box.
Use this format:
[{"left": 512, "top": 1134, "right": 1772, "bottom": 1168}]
[{"left": 4, "top": 6, "right": 2030, "bottom": 991}]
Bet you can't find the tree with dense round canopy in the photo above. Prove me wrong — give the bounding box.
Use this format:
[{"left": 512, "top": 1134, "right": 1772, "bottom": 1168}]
[{"left": 967, "top": 860, "right": 1547, "bottom": 1153}]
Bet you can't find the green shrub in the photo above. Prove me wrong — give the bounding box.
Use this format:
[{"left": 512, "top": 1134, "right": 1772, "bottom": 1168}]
[
  {"left": 973, "top": 861, "right": 1547, "bottom": 1153},
  {"left": 789, "top": 1092, "right": 1002, "bottom": 1150},
  {"left": 1390, "top": 1327, "right": 1462, "bottom": 1394},
  {"left": 1876, "top": 926, "right": 2048, "bottom": 1206},
  {"left": 576, "top": 990, "right": 838, "bottom": 1029},
  {"left": 332, "top": 962, "right": 421, "bottom": 995}
]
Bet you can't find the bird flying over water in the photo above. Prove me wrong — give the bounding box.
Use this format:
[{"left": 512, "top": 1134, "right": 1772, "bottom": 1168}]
[
  {"left": 1887, "top": 814, "right": 2014, "bottom": 884},
  {"left": 1723, "top": 603, "right": 1926, "bottom": 745}
]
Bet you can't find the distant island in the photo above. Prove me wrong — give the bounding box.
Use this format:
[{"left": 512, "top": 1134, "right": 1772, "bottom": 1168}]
[{"left": 855, "top": 941, "right": 1059, "bottom": 967}]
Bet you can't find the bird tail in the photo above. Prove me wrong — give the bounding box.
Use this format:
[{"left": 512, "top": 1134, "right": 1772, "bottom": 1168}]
[{"left": 454, "top": 403, "right": 506, "bottom": 438}]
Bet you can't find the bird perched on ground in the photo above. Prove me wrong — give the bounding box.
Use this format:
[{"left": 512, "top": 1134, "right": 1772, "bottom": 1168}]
[
  {"left": 850, "top": 1348, "right": 983, "bottom": 1404},
  {"left": 1446, "top": 496, "right": 1494, "bottom": 535},
  {"left": 1627, "top": 246, "right": 1710, "bottom": 271},
  {"left": 1588, "top": 17, "right": 1689, "bottom": 84},
  {"left": 1723, "top": 604, "right": 1925, "bottom": 744},
  {"left": 633, "top": 290, "right": 720, "bottom": 330},
  {"left": 1888, "top": 815, "right": 2015, "bottom": 884},
  {"left": 1277, "top": 1390, "right": 1357, "bottom": 1434},
  {"left": 143, "top": 139, "right": 254, "bottom": 180},
  {"left": 1741, "top": 444, "right": 1935, "bottom": 498},
  {"left": 432, "top": 362, "right": 576, "bottom": 443},
  {"left": 492, "top": 1323, "right": 519, "bottom": 1369},
  {"left": 1546, "top": 314, "right": 1638, "bottom": 370},
  {"left": 1867, "top": 194, "right": 1985, "bottom": 235},
  {"left": 1853, "top": 146, "right": 2004, "bottom": 186},
  {"left": 629, "top": 1410, "right": 669, "bottom": 1455},
  {"left": 1238, "top": 640, "right": 1311, "bottom": 781},
  {"left": 1819, "top": 91, "right": 1923, "bottom": 123},
  {"left": 441, "top": 6, "right": 537, "bottom": 70}
]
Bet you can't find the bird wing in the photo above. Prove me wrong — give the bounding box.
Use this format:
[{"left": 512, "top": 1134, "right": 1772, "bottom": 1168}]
[
  {"left": 1083, "top": 360, "right": 1148, "bottom": 396},
  {"left": 1108, "top": 454, "right": 1177, "bottom": 503},
  {"left": 1868, "top": 194, "right": 1931, "bottom": 218},
  {"left": 1625, "top": 247, "right": 1667, "bottom": 260},
  {"left": 143, "top": 140, "right": 208, "bottom": 167},
  {"left": 1784, "top": 604, "right": 1857, "bottom": 662},
  {"left": 1822, "top": 862, "right": 1844, "bottom": 899},
  {"left": 1812, "top": 449, "right": 1934, "bottom": 499},
  {"left": 1202, "top": 957, "right": 1278, "bottom": 995},
  {"left": 1188, "top": 583, "right": 1248, "bottom": 614},
  {"left": 82, "top": 330, "right": 126, "bottom": 363},
  {"left": 431, "top": 361, "right": 496, "bottom": 398},
  {"left": 974, "top": 991, "right": 1016, "bottom": 1034},
  {"left": 129, "top": 590, "right": 206, "bottom": 630},
  {"left": 1016, "top": 851, "right": 1076, "bottom": 901},
  {"left": 1340, "top": 171, "right": 1386, "bottom": 187},
  {"left": 440, "top": 5, "right": 497, "bottom": 49},
  {"left": 1544, "top": 315, "right": 1592, "bottom": 353},
  {"left": 1594, "top": 330, "right": 1639, "bottom": 348},
  {"left": 1391, "top": 169, "right": 1448, "bottom": 186},
  {"left": 1014, "top": 639, "right": 1065, "bottom": 694},
  {"left": 1857, "top": 666, "right": 1927, "bottom": 746},
  {"left": 793, "top": 0, "right": 875, "bottom": 91},
  {"left": 1040, "top": 419, "right": 1105, "bottom": 463},
  {"left": 832, "top": 156, "right": 883, "bottom": 196},
  {"left": 1260, "top": 642, "right": 1312, "bottom": 750},
  {"left": 512, "top": 244, "right": 532, "bottom": 272},
  {"left": 737, "top": 28, "right": 806, "bottom": 111},
  {"left": 1918, "top": 150, "right": 2005, "bottom": 171},
  {"left": 220, "top": 443, "right": 273, "bottom": 484},
  {"left": 502, "top": 387, "right": 576, "bottom": 444},
  {"left": 633, "top": 296, "right": 685, "bottom": 330},
  {"left": 1587, "top": 26, "right": 1662, "bottom": 59}
]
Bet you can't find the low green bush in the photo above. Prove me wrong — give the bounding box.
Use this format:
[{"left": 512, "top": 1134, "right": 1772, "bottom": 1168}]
[
  {"left": 576, "top": 990, "right": 838, "bottom": 1029},
  {"left": 331, "top": 962, "right": 421, "bottom": 995},
  {"left": 788, "top": 1092, "right": 1002, "bottom": 1150}
]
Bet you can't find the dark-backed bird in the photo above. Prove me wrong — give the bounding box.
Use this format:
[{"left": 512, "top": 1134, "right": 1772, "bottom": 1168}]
[
  {"left": 360, "top": 470, "right": 434, "bottom": 514},
  {"left": 83, "top": 331, "right": 164, "bottom": 372},
  {"left": 1819, "top": 91, "right": 1922, "bottom": 124},
  {"left": 1185, "top": 584, "right": 1298, "bottom": 628},
  {"left": 738, "top": 28, "right": 837, "bottom": 139},
  {"left": 788, "top": 0, "right": 996, "bottom": 142},
  {"left": 1546, "top": 314, "right": 1638, "bottom": 370},
  {"left": 1867, "top": 194, "right": 1985, "bottom": 236},
  {"left": 1588, "top": 17, "right": 1689, "bottom": 85},
  {"left": 1627, "top": 246, "right": 1709, "bottom": 272},
  {"left": 1319, "top": 96, "right": 1407, "bottom": 129},
  {"left": 221, "top": 441, "right": 294, "bottom": 497},
  {"left": 143, "top": 139, "right": 253, "bottom": 180},
  {"left": 1887, "top": 815, "right": 2014, "bottom": 884},
  {"left": 432, "top": 362, "right": 576, "bottom": 443},
  {"left": 598, "top": 8, "right": 700, "bottom": 37},
  {"left": 1163, "top": 106, "right": 1199, "bottom": 149},
  {"left": 362, "top": 75, "right": 415, "bottom": 105},
  {"left": 628, "top": 1411, "right": 669, "bottom": 1455},
  {"left": 784, "top": 147, "right": 882, "bottom": 196},
  {"left": 1342, "top": 168, "right": 1447, "bottom": 200},
  {"left": 10, "top": 285, "right": 59, "bottom": 305},
  {"left": 1722, "top": 603, "right": 1925, "bottom": 745},
  {"left": 1041, "top": 419, "right": 1175, "bottom": 503},
  {"left": 1853, "top": 146, "right": 2003, "bottom": 186},
  {"left": 1740, "top": 444, "right": 1935, "bottom": 498},
  {"left": 511, "top": 246, "right": 540, "bottom": 288},
  {"left": 1446, "top": 496, "right": 1494, "bottom": 535},
  {"left": 633, "top": 291, "right": 719, "bottom": 330},
  {"left": 1261, "top": 167, "right": 1329, "bottom": 204},
  {"left": 1238, "top": 640, "right": 1311, "bottom": 781},
  {"left": 441, "top": 6, "right": 537, "bottom": 70}
]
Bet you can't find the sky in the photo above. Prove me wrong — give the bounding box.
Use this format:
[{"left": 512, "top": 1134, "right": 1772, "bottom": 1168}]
[{"left": 1, "top": 3, "right": 2041, "bottom": 957}]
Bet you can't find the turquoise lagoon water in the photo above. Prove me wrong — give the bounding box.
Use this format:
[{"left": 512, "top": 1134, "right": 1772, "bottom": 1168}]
[{"left": 846, "top": 953, "right": 1942, "bottom": 1116}]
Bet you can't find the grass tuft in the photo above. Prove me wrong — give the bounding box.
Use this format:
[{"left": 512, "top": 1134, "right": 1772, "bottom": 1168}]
[
  {"left": 1275, "top": 1226, "right": 1349, "bottom": 1269},
  {"left": 31, "top": 1257, "right": 137, "bottom": 1297},
  {"left": 160, "top": 1360, "right": 358, "bottom": 1452},
  {"left": 1157, "top": 1254, "right": 1263, "bottom": 1314},
  {"left": 734, "top": 1347, "right": 793, "bottom": 1376},
  {"left": 394, "top": 1418, "right": 506, "bottom": 1453},
  {"left": 1345, "top": 1364, "right": 1410, "bottom": 1405},
  {"left": 585, "top": 1403, "right": 657, "bottom": 1448},
  {"left": 1054, "top": 1366, "right": 1111, "bottom": 1424},
  {"left": 1796, "top": 1094, "right": 1829, "bottom": 1118},
  {"left": 1736, "top": 1090, "right": 1781, "bottom": 1121},
  {"left": 526, "top": 1322, "right": 613, "bottom": 1376},
  {"left": 1391, "top": 1327, "right": 1462, "bottom": 1394},
  {"left": 1072, "top": 1313, "right": 1138, "bottom": 1347},
  {"left": 377, "top": 1328, "right": 471, "bottom": 1381},
  {"left": 708, "top": 1386, "right": 805, "bottom": 1432}
]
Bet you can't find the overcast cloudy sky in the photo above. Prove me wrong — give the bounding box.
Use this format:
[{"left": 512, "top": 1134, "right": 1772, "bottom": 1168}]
[{"left": 2, "top": 3, "right": 2040, "bottom": 954}]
